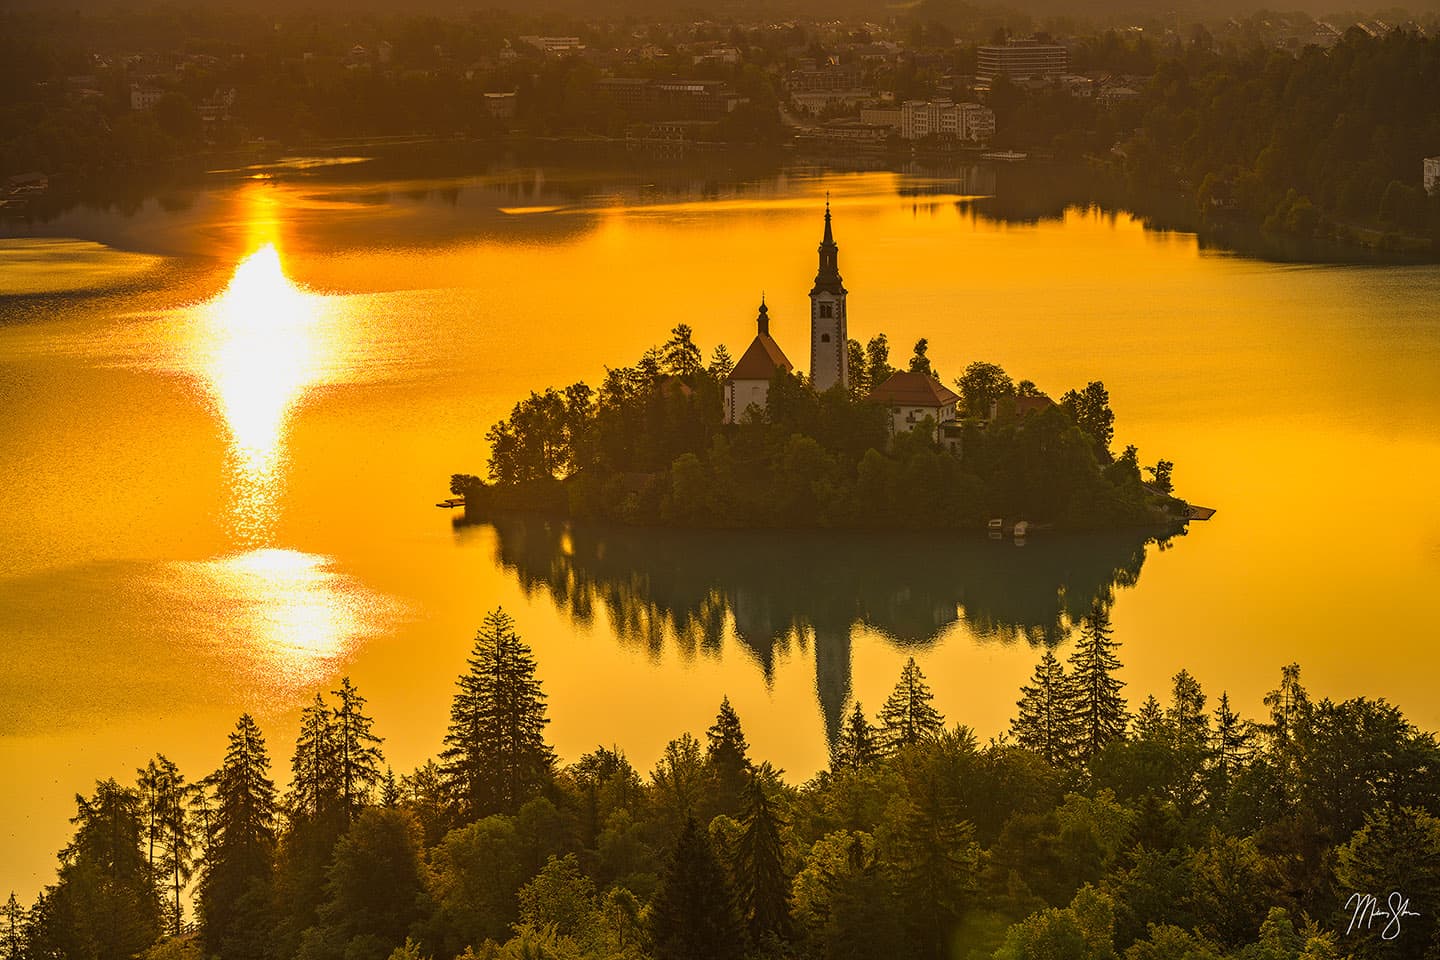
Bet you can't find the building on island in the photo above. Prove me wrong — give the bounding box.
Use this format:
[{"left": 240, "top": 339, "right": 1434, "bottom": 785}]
[
  {"left": 809, "top": 201, "right": 849, "bottom": 393},
  {"left": 723, "top": 300, "right": 792, "bottom": 424},
  {"left": 723, "top": 204, "right": 851, "bottom": 420},
  {"left": 869, "top": 371, "right": 960, "bottom": 440}
]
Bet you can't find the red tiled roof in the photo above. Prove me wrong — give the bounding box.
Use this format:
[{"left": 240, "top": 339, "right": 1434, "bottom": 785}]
[
  {"left": 729, "top": 333, "right": 793, "bottom": 381},
  {"left": 868, "top": 371, "right": 959, "bottom": 407}
]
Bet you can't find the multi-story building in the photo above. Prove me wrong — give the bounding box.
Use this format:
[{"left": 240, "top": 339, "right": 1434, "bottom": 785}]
[
  {"left": 519, "top": 36, "right": 584, "bottom": 57},
  {"left": 977, "top": 39, "right": 1069, "bottom": 81},
  {"left": 898, "top": 100, "right": 995, "bottom": 143},
  {"left": 129, "top": 84, "right": 165, "bottom": 111},
  {"left": 1426, "top": 157, "right": 1440, "bottom": 197}
]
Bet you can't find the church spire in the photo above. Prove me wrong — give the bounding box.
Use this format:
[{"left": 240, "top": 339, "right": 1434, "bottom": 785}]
[
  {"left": 812, "top": 197, "right": 845, "bottom": 296},
  {"left": 756, "top": 296, "right": 769, "bottom": 336}
]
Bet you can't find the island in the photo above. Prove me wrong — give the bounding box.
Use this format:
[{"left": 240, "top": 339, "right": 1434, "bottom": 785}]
[{"left": 452, "top": 204, "right": 1194, "bottom": 534}]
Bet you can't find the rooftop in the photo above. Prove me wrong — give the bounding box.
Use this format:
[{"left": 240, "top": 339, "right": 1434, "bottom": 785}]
[
  {"left": 730, "top": 333, "right": 793, "bottom": 381},
  {"left": 869, "top": 371, "right": 959, "bottom": 407}
]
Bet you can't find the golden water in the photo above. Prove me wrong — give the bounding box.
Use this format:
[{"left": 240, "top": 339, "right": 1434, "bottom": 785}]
[{"left": 2, "top": 168, "right": 1438, "bottom": 901}]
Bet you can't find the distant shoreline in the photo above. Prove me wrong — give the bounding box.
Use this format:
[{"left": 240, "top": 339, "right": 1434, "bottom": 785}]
[{"left": 4, "top": 138, "right": 1433, "bottom": 265}]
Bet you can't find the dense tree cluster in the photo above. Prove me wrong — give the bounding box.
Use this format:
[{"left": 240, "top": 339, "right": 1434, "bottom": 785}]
[
  {"left": 14, "top": 605, "right": 1440, "bottom": 960},
  {"left": 457, "top": 326, "right": 1183, "bottom": 532}
]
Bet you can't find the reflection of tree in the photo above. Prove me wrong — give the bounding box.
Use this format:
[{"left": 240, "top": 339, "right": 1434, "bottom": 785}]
[{"left": 460, "top": 516, "right": 1170, "bottom": 744}]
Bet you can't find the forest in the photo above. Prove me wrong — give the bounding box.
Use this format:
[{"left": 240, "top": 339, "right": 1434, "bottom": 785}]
[
  {"left": 6, "top": 603, "right": 1439, "bottom": 960},
  {"left": 453, "top": 325, "right": 1183, "bottom": 532}
]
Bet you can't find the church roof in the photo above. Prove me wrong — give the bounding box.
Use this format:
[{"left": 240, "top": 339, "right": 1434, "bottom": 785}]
[
  {"left": 869, "top": 371, "right": 960, "bottom": 407},
  {"left": 730, "top": 333, "right": 793, "bottom": 381}
]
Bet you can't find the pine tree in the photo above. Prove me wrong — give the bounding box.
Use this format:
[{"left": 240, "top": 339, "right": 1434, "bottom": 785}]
[
  {"left": 381, "top": 767, "right": 401, "bottom": 807},
  {"left": 879, "top": 658, "right": 945, "bottom": 753},
  {"left": 3, "top": 893, "right": 24, "bottom": 960},
  {"left": 441, "top": 607, "right": 555, "bottom": 819},
  {"left": 136, "top": 755, "right": 195, "bottom": 936},
  {"left": 733, "top": 765, "right": 792, "bottom": 948},
  {"left": 706, "top": 696, "right": 753, "bottom": 814},
  {"left": 649, "top": 817, "right": 745, "bottom": 960},
  {"left": 44, "top": 779, "right": 162, "bottom": 960},
  {"left": 1261, "top": 662, "right": 1310, "bottom": 749},
  {"left": 200, "top": 714, "right": 278, "bottom": 960},
  {"left": 1066, "top": 602, "right": 1127, "bottom": 763},
  {"left": 708, "top": 344, "right": 735, "bottom": 381},
  {"left": 1011, "top": 650, "right": 1076, "bottom": 765},
  {"left": 831, "top": 701, "right": 880, "bottom": 772},
  {"left": 1210, "top": 692, "right": 1253, "bottom": 798},
  {"left": 155, "top": 762, "right": 195, "bottom": 937},
  {"left": 286, "top": 694, "right": 340, "bottom": 825},
  {"left": 331, "top": 677, "right": 385, "bottom": 825},
  {"left": 663, "top": 324, "right": 704, "bottom": 378}
]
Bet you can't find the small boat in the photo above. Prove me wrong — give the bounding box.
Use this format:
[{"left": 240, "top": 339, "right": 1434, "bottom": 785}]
[{"left": 435, "top": 497, "right": 466, "bottom": 508}]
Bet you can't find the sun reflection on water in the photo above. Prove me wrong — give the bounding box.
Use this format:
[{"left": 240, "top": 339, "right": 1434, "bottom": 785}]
[
  {"left": 180, "top": 548, "right": 400, "bottom": 696},
  {"left": 195, "top": 242, "right": 326, "bottom": 545}
]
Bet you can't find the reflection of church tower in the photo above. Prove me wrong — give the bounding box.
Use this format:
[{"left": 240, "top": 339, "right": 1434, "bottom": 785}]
[
  {"left": 812, "top": 623, "right": 852, "bottom": 749},
  {"left": 809, "top": 200, "right": 848, "bottom": 393}
]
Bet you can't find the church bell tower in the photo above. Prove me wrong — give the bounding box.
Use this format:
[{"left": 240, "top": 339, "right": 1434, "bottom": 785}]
[{"left": 809, "top": 199, "right": 848, "bottom": 393}]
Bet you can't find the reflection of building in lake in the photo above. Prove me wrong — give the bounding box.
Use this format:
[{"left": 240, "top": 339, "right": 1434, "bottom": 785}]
[{"left": 465, "top": 516, "right": 1165, "bottom": 743}]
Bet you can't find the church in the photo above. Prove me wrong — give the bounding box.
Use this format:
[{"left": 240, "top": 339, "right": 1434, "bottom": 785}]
[{"left": 723, "top": 201, "right": 850, "bottom": 424}]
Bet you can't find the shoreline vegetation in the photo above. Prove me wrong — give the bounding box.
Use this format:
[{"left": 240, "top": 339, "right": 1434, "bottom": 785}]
[
  {"left": 8, "top": 604, "right": 1439, "bottom": 960},
  {"left": 4, "top": 9, "right": 1439, "bottom": 261},
  {"left": 451, "top": 327, "right": 1191, "bottom": 535}
]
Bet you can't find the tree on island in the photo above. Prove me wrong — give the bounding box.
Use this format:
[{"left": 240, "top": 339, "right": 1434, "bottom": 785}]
[
  {"left": 908, "top": 338, "right": 935, "bottom": 378},
  {"left": 442, "top": 607, "right": 555, "bottom": 820},
  {"left": 956, "top": 360, "right": 1015, "bottom": 418},
  {"left": 663, "top": 324, "right": 704, "bottom": 378},
  {"left": 1060, "top": 381, "right": 1116, "bottom": 461},
  {"left": 1066, "top": 602, "right": 1128, "bottom": 762},
  {"left": 707, "top": 344, "right": 735, "bottom": 381},
  {"left": 879, "top": 658, "right": 946, "bottom": 753}
]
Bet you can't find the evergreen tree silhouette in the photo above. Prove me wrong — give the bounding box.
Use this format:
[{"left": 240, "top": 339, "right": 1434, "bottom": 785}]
[
  {"left": 331, "top": 677, "right": 384, "bottom": 826},
  {"left": 199, "top": 714, "right": 278, "bottom": 960},
  {"left": 706, "top": 696, "right": 753, "bottom": 814},
  {"left": 442, "top": 607, "right": 555, "bottom": 819},
  {"left": 650, "top": 817, "right": 744, "bottom": 960},
  {"left": 1011, "top": 650, "right": 1077, "bottom": 765},
  {"left": 1066, "top": 601, "right": 1128, "bottom": 762},
  {"left": 831, "top": 701, "right": 881, "bottom": 771},
  {"left": 734, "top": 764, "right": 792, "bottom": 948},
  {"left": 879, "top": 658, "right": 945, "bottom": 753}
]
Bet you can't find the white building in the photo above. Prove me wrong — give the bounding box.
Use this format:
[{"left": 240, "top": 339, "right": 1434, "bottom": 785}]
[
  {"left": 869, "top": 372, "right": 960, "bottom": 439},
  {"left": 899, "top": 100, "right": 995, "bottom": 143},
  {"left": 1426, "top": 157, "right": 1440, "bottom": 197},
  {"left": 129, "top": 84, "right": 164, "bottom": 111},
  {"left": 809, "top": 202, "right": 848, "bottom": 393},
  {"left": 724, "top": 300, "right": 793, "bottom": 424},
  {"left": 519, "top": 36, "right": 584, "bottom": 57}
]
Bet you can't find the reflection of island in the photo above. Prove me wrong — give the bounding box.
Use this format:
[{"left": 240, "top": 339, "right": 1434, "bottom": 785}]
[{"left": 459, "top": 516, "right": 1172, "bottom": 742}]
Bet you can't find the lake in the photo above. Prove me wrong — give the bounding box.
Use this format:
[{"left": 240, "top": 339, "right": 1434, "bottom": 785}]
[{"left": 2, "top": 160, "right": 1438, "bottom": 901}]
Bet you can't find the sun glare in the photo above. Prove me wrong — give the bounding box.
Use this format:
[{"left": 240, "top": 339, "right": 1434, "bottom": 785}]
[{"left": 196, "top": 239, "right": 326, "bottom": 545}]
